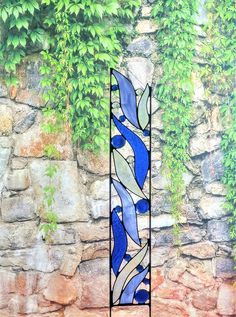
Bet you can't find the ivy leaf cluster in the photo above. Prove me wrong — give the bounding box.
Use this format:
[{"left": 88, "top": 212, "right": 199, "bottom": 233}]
[
  {"left": 0, "top": 0, "right": 47, "bottom": 85},
  {"left": 152, "top": 0, "right": 197, "bottom": 236},
  {"left": 203, "top": 0, "right": 236, "bottom": 265}
]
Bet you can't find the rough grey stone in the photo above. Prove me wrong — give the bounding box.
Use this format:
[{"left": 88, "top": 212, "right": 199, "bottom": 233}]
[
  {"left": 0, "top": 222, "right": 37, "bottom": 250},
  {"left": 79, "top": 258, "right": 108, "bottom": 275},
  {"left": 90, "top": 178, "right": 109, "bottom": 200},
  {"left": 1, "top": 196, "right": 36, "bottom": 222},
  {"left": 127, "top": 37, "right": 154, "bottom": 57},
  {"left": 152, "top": 191, "right": 171, "bottom": 216},
  {"left": 0, "top": 79, "right": 7, "bottom": 97},
  {"left": 152, "top": 214, "right": 187, "bottom": 229},
  {"left": 50, "top": 224, "right": 79, "bottom": 245},
  {"left": 14, "top": 111, "right": 37, "bottom": 134},
  {"left": 214, "top": 257, "right": 235, "bottom": 278},
  {"left": 190, "top": 135, "right": 221, "bottom": 157},
  {"left": 199, "top": 194, "right": 226, "bottom": 219},
  {"left": 0, "top": 148, "right": 11, "bottom": 178},
  {"left": 208, "top": 219, "right": 231, "bottom": 242},
  {"left": 195, "top": 0, "right": 207, "bottom": 25},
  {"left": 127, "top": 57, "right": 154, "bottom": 89},
  {"left": 90, "top": 199, "right": 109, "bottom": 219},
  {"left": 29, "top": 160, "right": 89, "bottom": 222},
  {"left": 201, "top": 151, "right": 224, "bottom": 183},
  {"left": 5, "top": 169, "right": 30, "bottom": 191},
  {"left": 152, "top": 247, "right": 171, "bottom": 266}
]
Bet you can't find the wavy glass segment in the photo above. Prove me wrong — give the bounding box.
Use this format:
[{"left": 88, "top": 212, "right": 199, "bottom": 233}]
[{"left": 110, "top": 69, "right": 151, "bottom": 314}]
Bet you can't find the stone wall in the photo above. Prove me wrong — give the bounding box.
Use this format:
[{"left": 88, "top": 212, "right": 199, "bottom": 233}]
[{"left": 0, "top": 1, "right": 235, "bottom": 316}]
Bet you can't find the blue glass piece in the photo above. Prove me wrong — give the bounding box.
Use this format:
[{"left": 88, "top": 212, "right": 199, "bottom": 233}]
[
  {"left": 112, "top": 70, "right": 140, "bottom": 128},
  {"left": 137, "top": 264, "right": 144, "bottom": 273},
  {"left": 111, "top": 135, "right": 126, "bottom": 149},
  {"left": 113, "top": 115, "right": 149, "bottom": 189},
  {"left": 120, "top": 267, "right": 149, "bottom": 304},
  {"left": 143, "top": 278, "right": 150, "bottom": 285},
  {"left": 119, "top": 115, "right": 126, "bottom": 122},
  {"left": 124, "top": 254, "right": 132, "bottom": 261},
  {"left": 114, "top": 205, "right": 122, "bottom": 213},
  {"left": 111, "top": 84, "right": 119, "bottom": 91},
  {"left": 134, "top": 289, "right": 149, "bottom": 304},
  {"left": 136, "top": 199, "right": 149, "bottom": 214},
  {"left": 143, "top": 129, "right": 150, "bottom": 136},
  {"left": 111, "top": 211, "right": 127, "bottom": 276},
  {"left": 113, "top": 179, "right": 140, "bottom": 245}
]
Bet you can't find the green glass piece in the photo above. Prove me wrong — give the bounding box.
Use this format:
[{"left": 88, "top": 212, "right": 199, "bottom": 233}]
[
  {"left": 138, "top": 84, "right": 150, "bottom": 130},
  {"left": 113, "top": 150, "right": 146, "bottom": 199},
  {"left": 112, "top": 243, "right": 148, "bottom": 304}
]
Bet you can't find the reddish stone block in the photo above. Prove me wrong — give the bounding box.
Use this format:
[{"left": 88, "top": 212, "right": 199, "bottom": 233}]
[
  {"left": 217, "top": 283, "right": 236, "bottom": 315},
  {"left": 43, "top": 273, "right": 78, "bottom": 305},
  {"left": 151, "top": 268, "right": 164, "bottom": 290},
  {"left": 152, "top": 298, "right": 189, "bottom": 317},
  {"left": 192, "top": 288, "right": 217, "bottom": 311},
  {"left": 15, "top": 271, "right": 38, "bottom": 296},
  {"left": 64, "top": 306, "right": 109, "bottom": 317},
  {"left": 153, "top": 283, "right": 188, "bottom": 301}
]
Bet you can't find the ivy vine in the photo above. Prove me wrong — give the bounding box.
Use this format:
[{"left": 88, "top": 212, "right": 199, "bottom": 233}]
[
  {"left": 152, "top": 1, "right": 197, "bottom": 237},
  {"left": 0, "top": 0, "right": 141, "bottom": 150},
  {"left": 202, "top": 0, "right": 236, "bottom": 264}
]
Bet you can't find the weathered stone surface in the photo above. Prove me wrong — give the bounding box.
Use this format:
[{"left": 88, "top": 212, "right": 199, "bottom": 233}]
[
  {"left": 0, "top": 222, "right": 37, "bottom": 250},
  {"left": 14, "top": 124, "right": 73, "bottom": 160},
  {"left": 179, "top": 271, "right": 204, "bottom": 290},
  {"left": 15, "top": 56, "right": 45, "bottom": 107},
  {"left": 8, "top": 294, "right": 38, "bottom": 314},
  {"left": 50, "top": 224, "right": 79, "bottom": 245},
  {"left": 29, "top": 160, "right": 89, "bottom": 222},
  {"left": 77, "top": 149, "right": 108, "bottom": 175},
  {"left": 0, "top": 147, "right": 11, "bottom": 178},
  {"left": 77, "top": 221, "right": 109, "bottom": 242},
  {"left": 0, "top": 269, "right": 16, "bottom": 294},
  {"left": 5, "top": 169, "right": 30, "bottom": 190},
  {"left": 14, "top": 110, "right": 37, "bottom": 133},
  {"left": 90, "top": 199, "right": 109, "bottom": 219},
  {"left": 82, "top": 241, "right": 109, "bottom": 261},
  {"left": 153, "top": 282, "right": 188, "bottom": 301},
  {"left": 190, "top": 135, "right": 221, "bottom": 157},
  {"left": 11, "top": 157, "right": 28, "bottom": 169},
  {"left": 168, "top": 259, "right": 188, "bottom": 282},
  {"left": 187, "top": 259, "right": 215, "bottom": 287},
  {"left": 127, "top": 37, "right": 154, "bottom": 56},
  {"left": 217, "top": 283, "right": 236, "bottom": 315},
  {"left": 152, "top": 214, "right": 187, "bottom": 229},
  {"left": 60, "top": 250, "right": 82, "bottom": 277},
  {"left": 180, "top": 242, "right": 216, "bottom": 259},
  {"left": 43, "top": 273, "right": 78, "bottom": 305},
  {"left": 136, "top": 20, "right": 158, "bottom": 34},
  {"left": 153, "top": 171, "right": 193, "bottom": 191},
  {"left": 90, "top": 178, "right": 109, "bottom": 200},
  {"left": 0, "top": 137, "right": 12, "bottom": 148},
  {"left": 127, "top": 57, "right": 154, "bottom": 89},
  {"left": 196, "top": 0, "right": 208, "bottom": 25},
  {"left": 214, "top": 257, "right": 235, "bottom": 278},
  {"left": 0, "top": 79, "right": 7, "bottom": 97},
  {"left": 192, "top": 72, "right": 206, "bottom": 101},
  {"left": 205, "top": 182, "right": 227, "bottom": 195},
  {"left": 152, "top": 298, "right": 189, "bottom": 317},
  {"left": 113, "top": 306, "right": 149, "bottom": 317},
  {"left": 208, "top": 219, "right": 230, "bottom": 242},
  {"left": 64, "top": 306, "right": 108, "bottom": 317},
  {"left": 79, "top": 258, "right": 109, "bottom": 308},
  {"left": 152, "top": 247, "right": 171, "bottom": 266},
  {"left": 142, "top": 6, "right": 152, "bottom": 17},
  {"left": 154, "top": 226, "right": 204, "bottom": 246},
  {"left": 199, "top": 195, "right": 226, "bottom": 219},
  {"left": 1, "top": 196, "right": 36, "bottom": 222},
  {"left": 0, "top": 104, "right": 13, "bottom": 136},
  {"left": 192, "top": 289, "right": 217, "bottom": 311},
  {"left": 15, "top": 271, "right": 38, "bottom": 296},
  {"left": 152, "top": 191, "right": 171, "bottom": 215},
  {"left": 201, "top": 151, "right": 224, "bottom": 183}
]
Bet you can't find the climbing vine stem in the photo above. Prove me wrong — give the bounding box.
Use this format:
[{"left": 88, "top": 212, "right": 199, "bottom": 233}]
[
  {"left": 202, "top": 0, "right": 236, "bottom": 265},
  {"left": 152, "top": 1, "right": 197, "bottom": 237}
]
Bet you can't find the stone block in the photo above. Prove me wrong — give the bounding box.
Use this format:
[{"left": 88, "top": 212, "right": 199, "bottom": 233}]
[
  {"left": 180, "top": 242, "right": 216, "bottom": 259},
  {"left": 127, "top": 37, "right": 154, "bottom": 57},
  {"left": 214, "top": 257, "right": 235, "bottom": 278},
  {"left": 205, "top": 182, "right": 227, "bottom": 195},
  {"left": 217, "top": 283, "right": 236, "bottom": 315},
  {"left": 199, "top": 195, "right": 226, "bottom": 219},
  {"left": 29, "top": 160, "right": 89, "bottom": 222},
  {"left": 0, "top": 105, "right": 13, "bottom": 136},
  {"left": 0, "top": 222, "right": 37, "bottom": 250},
  {"left": 201, "top": 151, "right": 224, "bottom": 183},
  {"left": 77, "top": 149, "right": 108, "bottom": 175},
  {"left": 127, "top": 57, "right": 154, "bottom": 89},
  {"left": 43, "top": 273, "right": 79, "bottom": 305},
  {"left": 5, "top": 169, "right": 30, "bottom": 191},
  {"left": 64, "top": 306, "right": 108, "bottom": 317},
  {"left": 152, "top": 298, "right": 189, "bottom": 317},
  {"left": 90, "top": 178, "right": 109, "bottom": 200},
  {"left": 190, "top": 135, "right": 221, "bottom": 157},
  {"left": 0, "top": 148, "right": 11, "bottom": 178},
  {"left": 207, "top": 219, "right": 230, "bottom": 242},
  {"left": 14, "top": 110, "right": 37, "bottom": 133},
  {"left": 135, "top": 20, "right": 158, "bottom": 33},
  {"left": 1, "top": 196, "right": 36, "bottom": 222},
  {"left": 192, "top": 289, "right": 217, "bottom": 311},
  {"left": 77, "top": 221, "right": 109, "bottom": 242}
]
